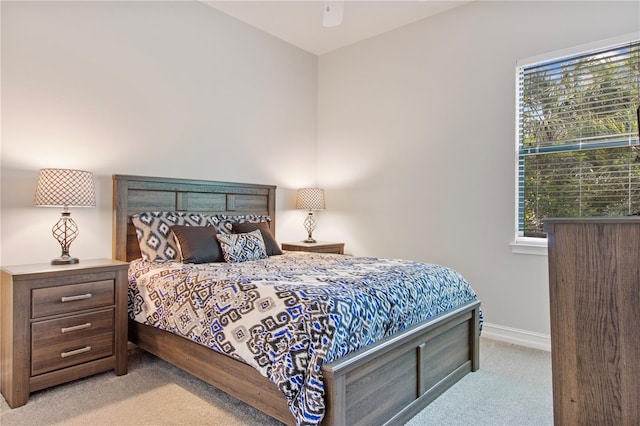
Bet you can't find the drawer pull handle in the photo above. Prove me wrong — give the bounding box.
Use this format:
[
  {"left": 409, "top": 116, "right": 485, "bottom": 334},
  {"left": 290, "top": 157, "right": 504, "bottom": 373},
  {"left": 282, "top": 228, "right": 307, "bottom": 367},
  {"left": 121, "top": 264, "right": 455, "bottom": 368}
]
[
  {"left": 61, "top": 293, "right": 92, "bottom": 302},
  {"left": 61, "top": 346, "right": 91, "bottom": 358},
  {"left": 61, "top": 323, "right": 92, "bottom": 333}
]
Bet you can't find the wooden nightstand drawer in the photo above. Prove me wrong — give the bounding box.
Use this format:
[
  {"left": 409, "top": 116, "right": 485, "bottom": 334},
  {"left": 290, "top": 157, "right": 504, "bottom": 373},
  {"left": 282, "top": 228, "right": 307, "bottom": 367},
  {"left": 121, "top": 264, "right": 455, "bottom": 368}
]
[
  {"left": 32, "top": 279, "right": 114, "bottom": 318},
  {"left": 31, "top": 309, "right": 114, "bottom": 376}
]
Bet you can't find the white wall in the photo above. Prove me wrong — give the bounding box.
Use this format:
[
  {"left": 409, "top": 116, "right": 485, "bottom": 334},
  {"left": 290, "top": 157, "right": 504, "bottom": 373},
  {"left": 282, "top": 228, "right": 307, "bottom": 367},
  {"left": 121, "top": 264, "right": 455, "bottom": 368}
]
[
  {"left": 1, "top": 1, "right": 318, "bottom": 265},
  {"left": 3, "top": 0, "right": 639, "bottom": 344},
  {"left": 317, "top": 1, "right": 640, "bottom": 341}
]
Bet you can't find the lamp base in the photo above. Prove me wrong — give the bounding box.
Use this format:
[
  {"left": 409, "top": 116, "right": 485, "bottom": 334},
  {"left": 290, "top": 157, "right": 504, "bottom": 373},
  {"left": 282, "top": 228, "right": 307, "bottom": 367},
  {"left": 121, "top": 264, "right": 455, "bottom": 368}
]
[
  {"left": 51, "top": 255, "right": 79, "bottom": 265},
  {"left": 303, "top": 212, "right": 317, "bottom": 245},
  {"left": 51, "top": 210, "right": 80, "bottom": 266}
]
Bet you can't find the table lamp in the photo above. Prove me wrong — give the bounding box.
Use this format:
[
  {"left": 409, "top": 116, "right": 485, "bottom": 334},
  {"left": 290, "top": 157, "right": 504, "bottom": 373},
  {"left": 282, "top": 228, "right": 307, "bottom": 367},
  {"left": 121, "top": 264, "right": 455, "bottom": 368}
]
[
  {"left": 295, "top": 187, "right": 325, "bottom": 243},
  {"left": 34, "top": 168, "right": 96, "bottom": 264}
]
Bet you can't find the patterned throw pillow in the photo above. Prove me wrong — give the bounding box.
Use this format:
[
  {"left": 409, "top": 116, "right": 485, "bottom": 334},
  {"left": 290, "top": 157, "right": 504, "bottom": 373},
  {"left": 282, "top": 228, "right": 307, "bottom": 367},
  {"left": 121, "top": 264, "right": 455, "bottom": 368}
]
[
  {"left": 209, "top": 214, "right": 272, "bottom": 234},
  {"left": 131, "top": 212, "right": 209, "bottom": 262},
  {"left": 216, "top": 229, "right": 268, "bottom": 263},
  {"left": 232, "top": 222, "right": 283, "bottom": 256}
]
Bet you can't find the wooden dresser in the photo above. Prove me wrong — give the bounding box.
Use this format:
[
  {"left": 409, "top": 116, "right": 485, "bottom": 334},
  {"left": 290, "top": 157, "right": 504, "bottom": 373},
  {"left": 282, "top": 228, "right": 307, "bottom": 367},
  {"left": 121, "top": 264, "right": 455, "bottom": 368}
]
[
  {"left": 0, "top": 259, "right": 129, "bottom": 408},
  {"left": 544, "top": 218, "right": 640, "bottom": 425}
]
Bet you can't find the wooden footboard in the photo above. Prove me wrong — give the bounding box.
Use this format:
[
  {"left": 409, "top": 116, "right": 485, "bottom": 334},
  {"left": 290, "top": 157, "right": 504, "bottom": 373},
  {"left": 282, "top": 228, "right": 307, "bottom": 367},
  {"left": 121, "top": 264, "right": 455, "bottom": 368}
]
[
  {"left": 129, "top": 300, "right": 480, "bottom": 425},
  {"left": 322, "top": 300, "right": 481, "bottom": 425}
]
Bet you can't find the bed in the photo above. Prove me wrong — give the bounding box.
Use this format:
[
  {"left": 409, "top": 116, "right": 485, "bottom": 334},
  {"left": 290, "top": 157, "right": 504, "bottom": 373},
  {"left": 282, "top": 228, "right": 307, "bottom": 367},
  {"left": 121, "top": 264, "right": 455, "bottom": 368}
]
[{"left": 112, "top": 174, "right": 481, "bottom": 426}]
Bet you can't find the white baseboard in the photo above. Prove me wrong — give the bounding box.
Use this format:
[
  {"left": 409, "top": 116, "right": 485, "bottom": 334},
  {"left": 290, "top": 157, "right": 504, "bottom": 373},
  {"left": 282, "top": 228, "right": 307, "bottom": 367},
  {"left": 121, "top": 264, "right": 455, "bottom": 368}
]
[{"left": 482, "top": 322, "right": 551, "bottom": 352}]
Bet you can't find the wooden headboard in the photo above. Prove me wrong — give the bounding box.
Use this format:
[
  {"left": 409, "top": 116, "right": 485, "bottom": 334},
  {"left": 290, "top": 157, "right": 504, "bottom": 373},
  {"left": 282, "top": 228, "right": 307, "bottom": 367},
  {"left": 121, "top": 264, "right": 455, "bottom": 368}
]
[{"left": 112, "top": 175, "right": 277, "bottom": 262}]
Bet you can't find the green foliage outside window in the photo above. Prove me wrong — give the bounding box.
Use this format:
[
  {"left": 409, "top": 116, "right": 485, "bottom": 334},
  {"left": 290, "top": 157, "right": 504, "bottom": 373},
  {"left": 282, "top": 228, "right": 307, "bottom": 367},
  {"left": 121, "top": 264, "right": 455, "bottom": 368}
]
[{"left": 518, "top": 40, "right": 640, "bottom": 237}]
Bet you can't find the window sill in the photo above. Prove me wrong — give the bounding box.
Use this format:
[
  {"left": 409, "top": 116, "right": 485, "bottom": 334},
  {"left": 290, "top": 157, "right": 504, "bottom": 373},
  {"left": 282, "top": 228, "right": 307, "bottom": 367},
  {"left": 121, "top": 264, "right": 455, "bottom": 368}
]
[{"left": 510, "top": 238, "right": 548, "bottom": 256}]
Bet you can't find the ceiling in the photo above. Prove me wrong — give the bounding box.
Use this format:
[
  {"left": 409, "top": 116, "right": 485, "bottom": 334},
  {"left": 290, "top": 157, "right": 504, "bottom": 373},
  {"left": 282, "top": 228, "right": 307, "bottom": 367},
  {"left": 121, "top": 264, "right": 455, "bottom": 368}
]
[{"left": 203, "top": 1, "right": 472, "bottom": 56}]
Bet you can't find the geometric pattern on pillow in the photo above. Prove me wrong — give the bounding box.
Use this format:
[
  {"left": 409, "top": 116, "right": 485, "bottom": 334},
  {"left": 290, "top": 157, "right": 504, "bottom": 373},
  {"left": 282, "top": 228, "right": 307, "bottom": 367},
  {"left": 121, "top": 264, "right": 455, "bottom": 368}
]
[
  {"left": 216, "top": 229, "right": 268, "bottom": 263},
  {"left": 231, "top": 222, "right": 283, "bottom": 256},
  {"left": 209, "top": 214, "right": 272, "bottom": 234},
  {"left": 131, "top": 212, "right": 208, "bottom": 262}
]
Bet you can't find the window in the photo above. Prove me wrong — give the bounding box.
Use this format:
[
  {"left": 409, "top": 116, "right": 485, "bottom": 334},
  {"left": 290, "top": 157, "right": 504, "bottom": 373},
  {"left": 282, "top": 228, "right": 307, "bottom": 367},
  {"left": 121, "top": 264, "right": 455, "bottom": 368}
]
[{"left": 516, "top": 37, "right": 640, "bottom": 240}]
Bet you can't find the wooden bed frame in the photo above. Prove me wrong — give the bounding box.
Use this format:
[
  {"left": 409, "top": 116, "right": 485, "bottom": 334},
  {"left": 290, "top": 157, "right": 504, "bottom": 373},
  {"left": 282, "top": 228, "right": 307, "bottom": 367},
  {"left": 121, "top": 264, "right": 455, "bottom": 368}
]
[{"left": 112, "top": 174, "right": 481, "bottom": 425}]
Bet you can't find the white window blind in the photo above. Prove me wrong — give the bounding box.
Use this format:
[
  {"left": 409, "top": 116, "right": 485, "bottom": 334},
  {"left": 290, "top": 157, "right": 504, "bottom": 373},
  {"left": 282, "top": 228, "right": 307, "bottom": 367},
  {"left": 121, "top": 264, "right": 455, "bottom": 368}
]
[{"left": 517, "top": 39, "right": 640, "bottom": 238}]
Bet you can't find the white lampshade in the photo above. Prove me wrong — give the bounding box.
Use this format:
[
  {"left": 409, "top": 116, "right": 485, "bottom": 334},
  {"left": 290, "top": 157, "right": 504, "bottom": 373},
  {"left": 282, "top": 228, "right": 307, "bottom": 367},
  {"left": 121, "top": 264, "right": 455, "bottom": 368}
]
[
  {"left": 34, "top": 168, "right": 96, "bottom": 208},
  {"left": 296, "top": 188, "right": 326, "bottom": 211}
]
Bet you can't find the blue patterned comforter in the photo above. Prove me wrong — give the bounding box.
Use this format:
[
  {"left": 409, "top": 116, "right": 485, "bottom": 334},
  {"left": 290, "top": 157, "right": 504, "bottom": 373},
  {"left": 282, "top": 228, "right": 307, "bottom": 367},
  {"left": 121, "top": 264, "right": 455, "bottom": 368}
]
[{"left": 128, "top": 252, "right": 480, "bottom": 425}]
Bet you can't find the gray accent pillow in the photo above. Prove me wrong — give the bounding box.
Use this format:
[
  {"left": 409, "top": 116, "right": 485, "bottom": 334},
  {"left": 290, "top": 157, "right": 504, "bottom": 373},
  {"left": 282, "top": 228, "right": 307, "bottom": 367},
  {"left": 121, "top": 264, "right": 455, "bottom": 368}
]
[{"left": 170, "top": 225, "right": 224, "bottom": 263}]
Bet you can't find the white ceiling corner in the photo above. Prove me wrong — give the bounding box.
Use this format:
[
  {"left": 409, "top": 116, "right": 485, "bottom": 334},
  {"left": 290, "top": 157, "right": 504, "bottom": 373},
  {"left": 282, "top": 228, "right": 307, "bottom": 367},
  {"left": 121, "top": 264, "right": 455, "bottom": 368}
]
[{"left": 203, "top": 1, "right": 473, "bottom": 56}]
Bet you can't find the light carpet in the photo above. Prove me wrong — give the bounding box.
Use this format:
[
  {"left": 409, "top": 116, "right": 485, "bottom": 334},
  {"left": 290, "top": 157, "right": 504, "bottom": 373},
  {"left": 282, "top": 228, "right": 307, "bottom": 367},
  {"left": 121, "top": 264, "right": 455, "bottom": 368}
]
[{"left": 0, "top": 338, "right": 553, "bottom": 425}]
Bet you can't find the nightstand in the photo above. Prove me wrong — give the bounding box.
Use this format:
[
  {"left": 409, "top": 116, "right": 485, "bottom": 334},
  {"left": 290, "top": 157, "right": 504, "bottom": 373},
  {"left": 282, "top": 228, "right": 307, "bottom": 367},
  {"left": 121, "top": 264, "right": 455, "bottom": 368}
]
[
  {"left": 0, "top": 258, "right": 129, "bottom": 408},
  {"left": 281, "top": 241, "right": 345, "bottom": 255}
]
